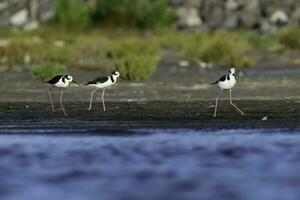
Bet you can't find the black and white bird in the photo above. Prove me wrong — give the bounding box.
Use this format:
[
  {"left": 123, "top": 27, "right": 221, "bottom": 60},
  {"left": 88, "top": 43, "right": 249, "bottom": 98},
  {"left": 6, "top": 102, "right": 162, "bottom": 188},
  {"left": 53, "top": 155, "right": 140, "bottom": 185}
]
[
  {"left": 85, "top": 71, "right": 123, "bottom": 111},
  {"left": 210, "top": 68, "right": 245, "bottom": 118},
  {"left": 45, "top": 75, "right": 79, "bottom": 116}
]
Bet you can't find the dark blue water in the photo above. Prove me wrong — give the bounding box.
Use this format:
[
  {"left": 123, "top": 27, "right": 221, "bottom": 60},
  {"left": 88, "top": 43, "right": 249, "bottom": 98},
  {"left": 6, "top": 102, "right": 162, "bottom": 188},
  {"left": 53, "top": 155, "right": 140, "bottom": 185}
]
[{"left": 1, "top": 129, "right": 300, "bottom": 200}]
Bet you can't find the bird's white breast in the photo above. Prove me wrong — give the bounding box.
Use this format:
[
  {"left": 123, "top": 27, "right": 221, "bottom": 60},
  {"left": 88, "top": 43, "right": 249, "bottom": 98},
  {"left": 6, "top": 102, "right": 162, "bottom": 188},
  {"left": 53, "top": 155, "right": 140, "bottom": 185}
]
[
  {"left": 95, "top": 78, "right": 115, "bottom": 88},
  {"left": 217, "top": 74, "right": 236, "bottom": 90},
  {"left": 54, "top": 78, "right": 70, "bottom": 88}
]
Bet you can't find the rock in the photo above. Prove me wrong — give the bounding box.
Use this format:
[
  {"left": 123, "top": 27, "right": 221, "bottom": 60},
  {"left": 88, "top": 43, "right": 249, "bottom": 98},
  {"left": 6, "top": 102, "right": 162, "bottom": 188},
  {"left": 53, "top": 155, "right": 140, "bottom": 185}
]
[
  {"left": 0, "top": 40, "right": 10, "bottom": 47},
  {"left": 53, "top": 40, "right": 65, "bottom": 47},
  {"left": 270, "top": 10, "right": 289, "bottom": 27},
  {"left": 260, "top": 19, "right": 272, "bottom": 34},
  {"left": 206, "top": 7, "right": 224, "bottom": 29},
  {"left": 224, "top": 14, "right": 239, "bottom": 30},
  {"left": 239, "top": 12, "right": 259, "bottom": 28},
  {"left": 0, "top": 2, "right": 8, "bottom": 11},
  {"left": 291, "top": 7, "right": 300, "bottom": 24},
  {"left": 262, "top": 116, "right": 268, "bottom": 121},
  {"left": 178, "top": 60, "right": 190, "bottom": 67},
  {"left": 226, "top": 0, "right": 239, "bottom": 11},
  {"left": 196, "top": 60, "right": 212, "bottom": 68},
  {"left": 177, "top": 7, "right": 202, "bottom": 28},
  {"left": 170, "top": 0, "right": 203, "bottom": 7},
  {"left": 23, "top": 54, "right": 31, "bottom": 64},
  {"left": 10, "top": 9, "right": 28, "bottom": 26},
  {"left": 239, "top": 0, "right": 260, "bottom": 28},
  {"left": 169, "top": 0, "right": 185, "bottom": 7},
  {"left": 39, "top": 10, "right": 55, "bottom": 22},
  {"left": 185, "top": 0, "right": 202, "bottom": 8},
  {"left": 0, "top": 0, "right": 299, "bottom": 34},
  {"left": 22, "top": 20, "right": 39, "bottom": 31}
]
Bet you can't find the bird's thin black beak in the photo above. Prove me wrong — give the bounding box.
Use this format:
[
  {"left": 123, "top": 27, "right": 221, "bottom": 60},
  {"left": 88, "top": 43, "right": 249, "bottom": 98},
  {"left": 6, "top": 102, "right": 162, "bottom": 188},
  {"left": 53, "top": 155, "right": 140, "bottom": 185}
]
[
  {"left": 120, "top": 76, "right": 126, "bottom": 80},
  {"left": 72, "top": 80, "right": 80, "bottom": 85}
]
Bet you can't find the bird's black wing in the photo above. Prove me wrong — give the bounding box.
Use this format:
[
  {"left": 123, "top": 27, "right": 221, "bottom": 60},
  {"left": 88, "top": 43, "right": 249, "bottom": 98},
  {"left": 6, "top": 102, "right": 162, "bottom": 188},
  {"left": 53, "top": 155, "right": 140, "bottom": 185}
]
[
  {"left": 85, "top": 76, "right": 109, "bottom": 85},
  {"left": 210, "top": 75, "right": 226, "bottom": 85},
  {"left": 45, "top": 75, "right": 64, "bottom": 84}
]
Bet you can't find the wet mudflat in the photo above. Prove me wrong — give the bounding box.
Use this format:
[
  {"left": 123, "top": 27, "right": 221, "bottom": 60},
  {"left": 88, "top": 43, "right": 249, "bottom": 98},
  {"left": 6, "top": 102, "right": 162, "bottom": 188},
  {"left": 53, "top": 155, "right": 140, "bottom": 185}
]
[{"left": 0, "top": 100, "right": 299, "bottom": 132}]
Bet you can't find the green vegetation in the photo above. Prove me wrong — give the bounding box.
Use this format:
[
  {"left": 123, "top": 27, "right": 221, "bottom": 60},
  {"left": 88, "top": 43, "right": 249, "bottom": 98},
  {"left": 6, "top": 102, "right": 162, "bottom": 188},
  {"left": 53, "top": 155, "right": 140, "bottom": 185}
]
[
  {"left": 116, "top": 54, "right": 159, "bottom": 80},
  {"left": 55, "top": 0, "right": 175, "bottom": 29},
  {"left": 158, "top": 31, "right": 255, "bottom": 67},
  {"left": 243, "top": 32, "right": 275, "bottom": 49},
  {"left": 107, "top": 37, "right": 161, "bottom": 58},
  {"left": 278, "top": 27, "right": 300, "bottom": 50},
  {"left": 56, "top": 0, "right": 92, "bottom": 29},
  {"left": 2, "top": 26, "right": 300, "bottom": 80},
  {"left": 108, "top": 37, "right": 161, "bottom": 80},
  {"left": 32, "top": 64, "right": 67, "bottom": 81},
  {"left": 2, "top": 1, "right": 300, "bottom": 81}
]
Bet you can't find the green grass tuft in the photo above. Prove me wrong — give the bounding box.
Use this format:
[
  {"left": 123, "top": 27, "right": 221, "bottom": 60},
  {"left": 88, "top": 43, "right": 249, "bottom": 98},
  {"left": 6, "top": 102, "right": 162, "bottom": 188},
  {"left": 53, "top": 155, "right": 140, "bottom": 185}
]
[
  {"left": 243, "top": 32, "right": 275, "bottom": 49},
  {"left": 32, "top": 64, "right": 67, "bottom": 81},
  {"left": 158, "top": 31, "right": 256, "bottom": 68},
  {"left": 107, "top": 37, "right": 161, "bottom": 58},
  {"left": 116, "top": 54, "right": 159, "bottom": 81},
  {"left": 278, "top": 27, "right": 300, "bottom": 50},
  {"left": 56, "top": 0, "right": 92, "bottom": 29}
]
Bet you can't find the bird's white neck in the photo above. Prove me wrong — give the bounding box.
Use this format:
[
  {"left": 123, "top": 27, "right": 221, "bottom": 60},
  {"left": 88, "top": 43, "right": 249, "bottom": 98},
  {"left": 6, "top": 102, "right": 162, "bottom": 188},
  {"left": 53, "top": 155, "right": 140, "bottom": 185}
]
[{"left": 110, "top": 75, "right": 118, "bottom": 83}]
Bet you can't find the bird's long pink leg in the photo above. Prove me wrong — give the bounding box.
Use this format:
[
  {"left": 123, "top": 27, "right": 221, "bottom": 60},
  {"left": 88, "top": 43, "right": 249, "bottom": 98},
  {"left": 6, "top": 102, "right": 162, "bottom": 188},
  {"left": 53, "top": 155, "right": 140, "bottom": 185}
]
[
  {"left": 229, "top": 89, "right": 245, "bottom": 115},
  {"left": 48, "top": 89, "right": 55, "bottom": 111},
  {"left": 88, "top": 88, "right": 98, "bottom": 111},
  {"left": 214, "top": 91, "right": 222, "bottom": 118},
  {"left": 60, "top": 89, "right": 67, "bottom": 117},
  {"left": 101, "top": 89, "right": 106, "bottom": 111}
]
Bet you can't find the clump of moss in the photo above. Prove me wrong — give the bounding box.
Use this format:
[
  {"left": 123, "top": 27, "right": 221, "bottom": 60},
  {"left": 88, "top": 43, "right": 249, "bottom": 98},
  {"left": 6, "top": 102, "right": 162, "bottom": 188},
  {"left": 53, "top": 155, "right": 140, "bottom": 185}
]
[
  {"left": 116, "top": 54, "right": 159, "bottom": 81},
  {"left": 32, "top": 64, "right": 67, "bottom": 81}
]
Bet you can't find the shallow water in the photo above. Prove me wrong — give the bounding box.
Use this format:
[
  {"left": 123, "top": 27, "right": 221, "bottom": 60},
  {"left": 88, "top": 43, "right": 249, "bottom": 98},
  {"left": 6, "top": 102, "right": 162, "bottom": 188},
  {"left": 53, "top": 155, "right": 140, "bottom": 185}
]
[{"left": 1, "top": 129, "right": 300, "bottom": 200}]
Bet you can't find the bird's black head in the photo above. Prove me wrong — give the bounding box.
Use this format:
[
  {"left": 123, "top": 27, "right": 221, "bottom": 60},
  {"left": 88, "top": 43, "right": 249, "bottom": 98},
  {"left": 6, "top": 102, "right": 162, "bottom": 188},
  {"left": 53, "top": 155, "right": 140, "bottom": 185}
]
[
  {"left": 112, "top": 71, "right": 120, "bottom": 77},
  {"left": 66, "top": 75, "right": 73, "bottom": 81},
  {"left": 229, "top": 68, "right": 236, "bottom": 74},
  {"left": 65, "top": 75, "right": 80, "bottom": 85}
]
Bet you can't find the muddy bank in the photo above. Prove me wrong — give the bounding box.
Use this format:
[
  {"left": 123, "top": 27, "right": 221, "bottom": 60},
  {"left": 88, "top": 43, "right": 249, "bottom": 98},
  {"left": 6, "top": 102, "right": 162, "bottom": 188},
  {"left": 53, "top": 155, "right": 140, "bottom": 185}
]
[{"left": 0, "top": 100, "right": 299, "bottom": 132}]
